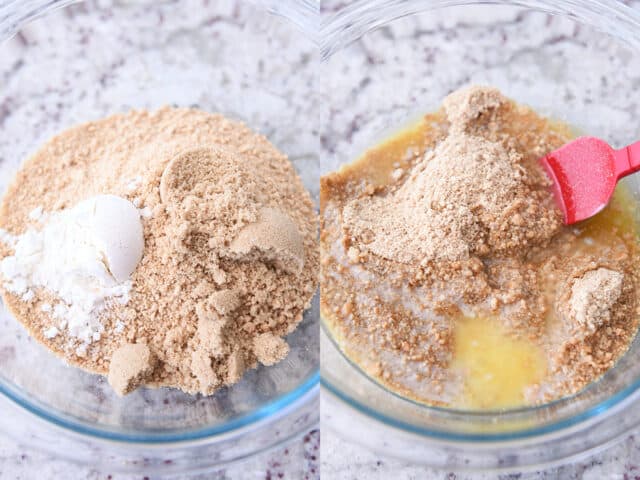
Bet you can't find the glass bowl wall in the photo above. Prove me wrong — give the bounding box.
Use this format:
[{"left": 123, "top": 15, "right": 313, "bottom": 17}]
[
  {"left": 0, "top": 0, "right": 319, "bottom": 474},
  {"left": 320, "top": 0, "right": 640, "bottom": 471}
]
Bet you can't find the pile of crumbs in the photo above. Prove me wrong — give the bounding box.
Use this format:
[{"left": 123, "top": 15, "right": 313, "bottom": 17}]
[
  {"left": 0, "top": 107, "right": 318, "bottom": 396},
  {"left": 320, "top": 85, "right": 640, "bottom": 406}
]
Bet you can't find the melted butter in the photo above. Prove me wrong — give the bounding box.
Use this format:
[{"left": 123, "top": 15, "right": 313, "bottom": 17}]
[
  {"left": 452, "top": 316, "right": 546, "bottom": 409},
  {"left": 579, "top": 186, "right": 638, "bottom": 243},
  {"left": 336, "top": 116, "right": 432, "bottom": 186},
  {"left": 452, "top": 187, "right": 639, "bottom": 410},
  {"left": 324, "top": 99, "right": 640, "bottom": 410}
]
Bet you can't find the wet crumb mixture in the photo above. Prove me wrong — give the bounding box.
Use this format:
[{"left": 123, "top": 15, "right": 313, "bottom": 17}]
[{"left": 321, "top": 86, "right": 640, "bottom": 408}]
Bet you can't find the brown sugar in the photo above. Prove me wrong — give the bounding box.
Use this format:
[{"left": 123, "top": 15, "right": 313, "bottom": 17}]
[
  {"left": 0, "top": 107, "right": 319, "bottom": 396},
  {"left": 321, "top": 85, "right": 640, "bottom": 407},
  {"left": 108, "top": 343, "right": 156, "bottom": 396},
  {"left": 343, "top": 130, "right": 561, "bottom": 264},
  {"left": 229, "top": 207, "right": 306, "bottom": 275},
  {"left": 569, "top": 267, "right": 624, "bottom": 336},
  {"left": 253, "top": 332, "right": 290, "bottom": 366}
]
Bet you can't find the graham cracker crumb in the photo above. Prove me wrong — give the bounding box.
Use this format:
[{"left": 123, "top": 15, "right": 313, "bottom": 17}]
[
  {"left": 442, "top": 85, "right": 505, "bottom": 128},
  {"left": 227, "top": 348, "right": 245, "bottom": 384},
  {"left": 321, "top": 85, "right": 640, "bottom": 407},
  {"left": 343, "top": 129, "right": 560, "bottom": 263},
  {"left": 0, "top": 107, "right": 319, "bottom": 396}
]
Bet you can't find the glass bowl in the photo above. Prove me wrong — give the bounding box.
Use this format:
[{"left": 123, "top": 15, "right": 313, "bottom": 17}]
[
  {"left": 0, "top": 0, "right": 319, "bottom": 474},
  {"left": 319, "top": 0, "right": 640, "bottom": 472}
]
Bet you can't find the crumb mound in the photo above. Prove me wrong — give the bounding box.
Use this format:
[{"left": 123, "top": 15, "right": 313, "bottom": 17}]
[
  {"left": 342, "top": 85, "right": 563, "bottom": 269},
  {"left": 344, "top": 126, "right": 561, "bottom": 263},
  {"left": 0, "top": 107, "right": 319, "bottom": 395},
  {"left": 569, "top": 267, "right": 624, "bottom": 336},
  {"left": 321, "top": 85, "right": 640, "bottom": 407}
]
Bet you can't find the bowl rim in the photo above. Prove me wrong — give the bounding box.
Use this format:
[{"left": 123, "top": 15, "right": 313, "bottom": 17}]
[
  {"left": 1, "top": 368, "right": 319, "bottom": 444},
  {"left": 319, "top": 0, "right": 640, "bottom": 445},
  {"left": 322, "top": 322, "right": 640, "bottom": 442},
  {"left": 0, "top": 0, "right": 319, "bottom": 44},
  {"left": 0, "top": 0, "right": 321, "bottom": 446}
]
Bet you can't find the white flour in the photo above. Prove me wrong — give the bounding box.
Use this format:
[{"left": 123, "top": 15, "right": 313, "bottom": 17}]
[{"left": 0, "top": 195, "right": 144, "bottom": 350}]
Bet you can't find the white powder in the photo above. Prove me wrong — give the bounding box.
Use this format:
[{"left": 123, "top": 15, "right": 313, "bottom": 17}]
[
  {"left": 140, "top": 206, "right": 153, "bottom": 219},
  {"left": 0, "top": 195, "right": 144, "bottom": 346},
  {"left": 28, "top": 206, "right": 44, "bottom": 221},
  {"left": 0, "top": 229, "right": 15, "bottom": 247},
  {"left": 43, "top": 326, "right": 59, "bottom": 339}
]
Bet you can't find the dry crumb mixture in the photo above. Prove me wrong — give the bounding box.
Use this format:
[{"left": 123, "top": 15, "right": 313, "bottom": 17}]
[
  {"left": 0, "top": 107, "right": 318, "bottom": 396},
  {"left": 321, "top": 86, "right": 640, "bottom": 407}
]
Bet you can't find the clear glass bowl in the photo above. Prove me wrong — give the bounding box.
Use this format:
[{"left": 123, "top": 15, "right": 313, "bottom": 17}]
[
  {"left": 320, "top": 0, "right": 640, "bottom": 471},
  {"left": 0, "top": 0, "right": 319, "bottom": 474}
]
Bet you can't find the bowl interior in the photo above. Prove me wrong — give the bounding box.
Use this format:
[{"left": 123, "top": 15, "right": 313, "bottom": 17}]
[
  {"left": 319, "top": 0, "right": 640, "bottom": 439},
  {"left": 0, "top": 0, "right": 319, "bottom": 440}
]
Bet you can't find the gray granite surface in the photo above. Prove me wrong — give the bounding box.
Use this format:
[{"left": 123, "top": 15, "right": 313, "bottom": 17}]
[
  {"left": 322, "top": 406, "right": 640, "bottom": 480},
  {"left": 0, "top": 429, "right": 320, "bottom": 480}
]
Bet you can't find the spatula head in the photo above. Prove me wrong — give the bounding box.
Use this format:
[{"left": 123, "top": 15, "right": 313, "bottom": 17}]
[{"left": 539, "top": 136, "right": 617, "bottom": 225}]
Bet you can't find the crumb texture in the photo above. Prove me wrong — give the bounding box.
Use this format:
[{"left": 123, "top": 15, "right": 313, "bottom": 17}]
[
  {"left": 344, "top": 126, "right": 560, "bottom": 263},
  {"left": 0, "top": 107, "right": 318, "bottom": 395},
  {"left": 569, "top": 267, "right": 624, "bottom": 336},
  {"left": 253, "top": 333, "right": 290, "bottom": 366},
  {"left": 321, "top": 85, "right": 639, "bottom": 407}
]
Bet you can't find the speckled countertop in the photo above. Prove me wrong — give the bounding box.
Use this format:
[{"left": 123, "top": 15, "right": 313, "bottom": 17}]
[
  {"left": 321, "top": 416, "right": 640, "bottom": 480},
  {"left": 0, "top": 430, "right": 319, "bottom": 480}
]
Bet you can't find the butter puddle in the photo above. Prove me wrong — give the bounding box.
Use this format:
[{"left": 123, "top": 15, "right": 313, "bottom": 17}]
[{"left": 452, "top": 316, "right": 546, "bottom": 409}]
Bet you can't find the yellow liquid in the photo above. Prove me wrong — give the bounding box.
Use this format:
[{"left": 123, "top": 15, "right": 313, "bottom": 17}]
[
  {"left": 453, "top": 316, "right": 546, "bottom": 409},
  {"left": 322, "top": 102, "right": 640, "bottom": 409},
  {"left": 451, "top": 186, "right": 639, "bottom": 409},
  {"left": 334, "top": 118, "right": 430, "bottom": 186}
]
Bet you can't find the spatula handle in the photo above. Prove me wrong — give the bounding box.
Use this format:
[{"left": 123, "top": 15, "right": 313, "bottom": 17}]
[{"left": 614, "top": 141, "right": 640, "bottom": 179}]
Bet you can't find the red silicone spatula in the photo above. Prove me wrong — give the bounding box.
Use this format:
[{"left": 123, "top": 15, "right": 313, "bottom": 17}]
[{"left": 540, "top": 137, "right": 640, "bottom": 224}]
